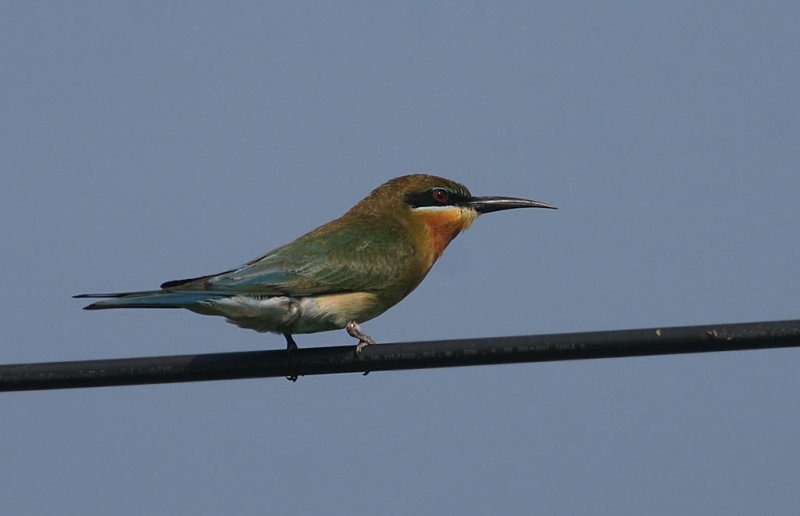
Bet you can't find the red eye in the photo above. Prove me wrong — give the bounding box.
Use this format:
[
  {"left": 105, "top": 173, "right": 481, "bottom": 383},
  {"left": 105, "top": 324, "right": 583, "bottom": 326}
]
[{"left": 432, "top": 188, "right": 449, "bottom": 203}]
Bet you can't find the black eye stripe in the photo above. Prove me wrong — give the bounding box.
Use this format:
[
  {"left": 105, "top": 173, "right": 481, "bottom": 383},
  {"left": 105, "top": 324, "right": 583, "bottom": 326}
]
[{"left": 405, "top": 188, "right": 470, "bottom": 208}]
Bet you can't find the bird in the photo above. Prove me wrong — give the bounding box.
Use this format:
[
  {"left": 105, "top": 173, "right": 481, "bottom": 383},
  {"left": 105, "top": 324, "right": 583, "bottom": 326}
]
[{"left": 75, "top": 174, "right": 556, "bottom": 358}]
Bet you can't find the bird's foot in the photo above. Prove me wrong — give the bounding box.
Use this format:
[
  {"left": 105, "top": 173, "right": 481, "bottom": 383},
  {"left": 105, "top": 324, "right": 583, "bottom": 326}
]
[
  {"left": 346, "top": 321, "right": 376, "bottom": 366},
  {"left": 284, "top": 333, "right": 300, "bottom": 382},
  {"left": 284, "top": 333, "right": 299, "bottom": 353},
  {"left": 346, "top": 321, "right": 376, "bottom": 354}
]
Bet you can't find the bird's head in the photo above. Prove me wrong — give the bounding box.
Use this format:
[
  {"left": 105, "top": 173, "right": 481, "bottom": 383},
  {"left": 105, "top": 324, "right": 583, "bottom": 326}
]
[{"left": 348, "top": 174, "right": 556, "bottom": 262}]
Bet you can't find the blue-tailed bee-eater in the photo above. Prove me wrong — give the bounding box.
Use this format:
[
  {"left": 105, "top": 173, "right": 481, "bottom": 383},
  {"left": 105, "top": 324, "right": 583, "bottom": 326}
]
[{"left": 76, "top": 174, "right": 555, "bottom": 355}]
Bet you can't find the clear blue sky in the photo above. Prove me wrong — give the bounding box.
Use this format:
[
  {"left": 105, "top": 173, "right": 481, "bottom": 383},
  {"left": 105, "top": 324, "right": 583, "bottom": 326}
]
[{"left": 2, "top": 2, "right": 799, "bottom": 514}]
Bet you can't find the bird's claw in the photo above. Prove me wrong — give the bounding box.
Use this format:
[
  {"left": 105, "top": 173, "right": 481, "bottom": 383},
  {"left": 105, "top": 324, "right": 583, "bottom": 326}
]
[
  {"left": 284, "top": 333, "right": 300, "bottom": 382},
  {"left": 346, "top": 321, "right": 376, "bottom": 358},
  {"left": 355, "top": 340, "right": 372, "bottom": 357},
  {"left": 346, "top": 322, "right": 375, "bottom": 378}
]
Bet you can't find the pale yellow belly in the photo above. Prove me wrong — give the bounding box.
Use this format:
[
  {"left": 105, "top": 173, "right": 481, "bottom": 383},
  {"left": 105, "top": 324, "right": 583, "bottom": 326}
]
[{"left": 193, "top": 291, "right": 386, "bottom": 334}]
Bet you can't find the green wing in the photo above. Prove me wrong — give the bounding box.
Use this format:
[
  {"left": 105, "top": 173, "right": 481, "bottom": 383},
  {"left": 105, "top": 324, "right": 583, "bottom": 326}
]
[{"left": 201, "top": 219, "right": 418, "bottom": 297}]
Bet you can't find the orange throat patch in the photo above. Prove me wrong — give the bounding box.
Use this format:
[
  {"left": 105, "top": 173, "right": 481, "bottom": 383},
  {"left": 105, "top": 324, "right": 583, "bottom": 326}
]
[{"left": 414, "top": 206, "right": 478, "bottom": 262}]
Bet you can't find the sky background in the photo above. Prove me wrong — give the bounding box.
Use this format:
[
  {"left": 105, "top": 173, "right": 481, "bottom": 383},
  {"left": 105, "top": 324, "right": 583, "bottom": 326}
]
[{"left": 2, "top": 2, "right": 799, "bottom": 514}]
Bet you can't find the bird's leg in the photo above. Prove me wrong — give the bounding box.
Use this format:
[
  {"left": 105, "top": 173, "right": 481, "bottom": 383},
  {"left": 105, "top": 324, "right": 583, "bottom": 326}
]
[
  {"left": 283, "top": 333, "right": 299, "bottom": 382},
  {"left": 284, "top": 333, "right": 299, "bottom": 352},
  {"left": 346, "top": 321, "right": 376, "bottom": 357}
]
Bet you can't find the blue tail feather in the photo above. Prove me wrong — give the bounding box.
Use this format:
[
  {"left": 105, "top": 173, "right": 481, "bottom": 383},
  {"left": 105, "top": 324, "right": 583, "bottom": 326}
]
[{"left": 74, "top": 290, "right": 227, "bottom": 310}]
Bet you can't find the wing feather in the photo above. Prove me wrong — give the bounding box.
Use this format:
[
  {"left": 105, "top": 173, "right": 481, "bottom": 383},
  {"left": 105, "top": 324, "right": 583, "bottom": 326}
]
[{"left": 178, "top": 218, "right": 419, "bottom": 298}]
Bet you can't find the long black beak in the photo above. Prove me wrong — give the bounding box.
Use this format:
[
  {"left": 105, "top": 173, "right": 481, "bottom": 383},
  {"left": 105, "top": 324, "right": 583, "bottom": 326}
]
[{"left": 464, "top": 196, "right": 557, "bottom": 214}]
